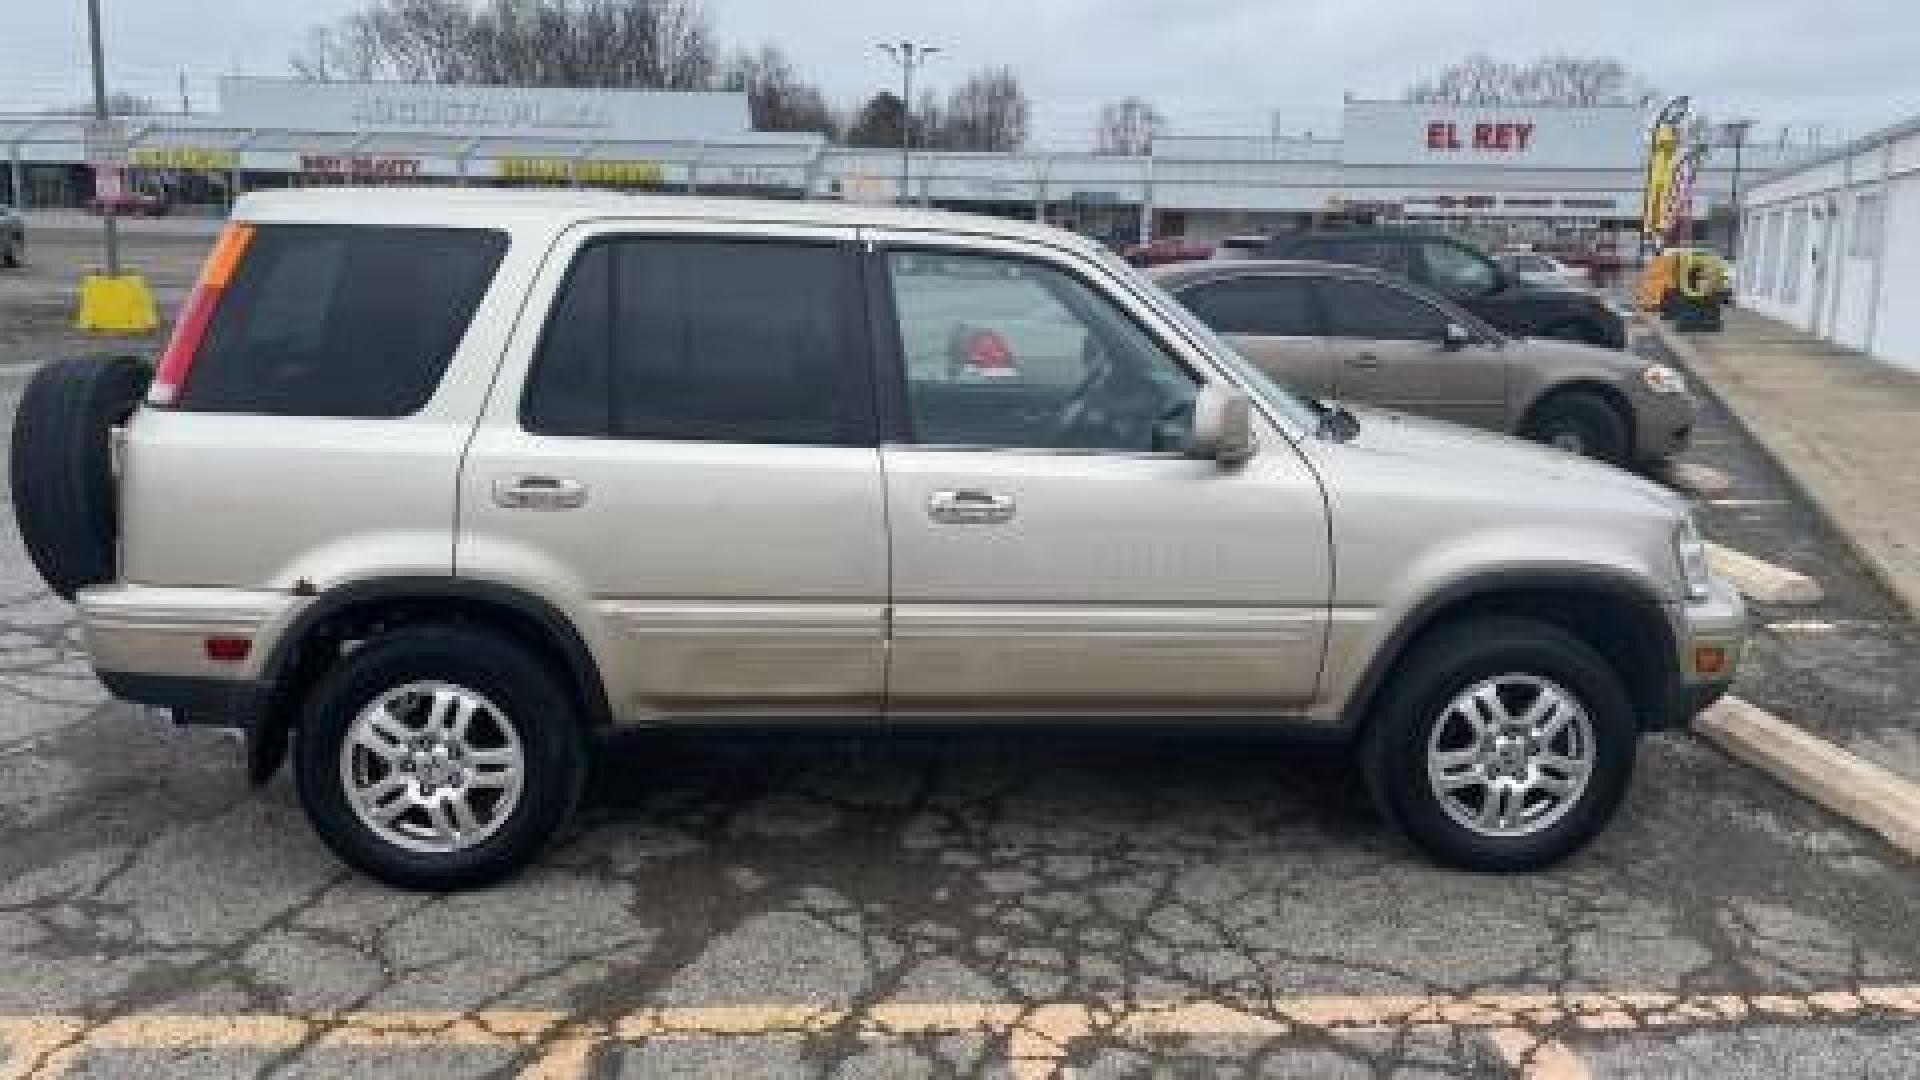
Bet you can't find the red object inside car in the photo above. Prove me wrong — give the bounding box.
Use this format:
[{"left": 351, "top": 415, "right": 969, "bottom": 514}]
[{"left": 963, "top": 329, "right": 1018, "bottom": 377}]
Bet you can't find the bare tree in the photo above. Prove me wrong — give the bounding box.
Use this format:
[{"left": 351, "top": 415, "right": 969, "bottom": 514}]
[
  {"left": 844, "top": 91, "right": 907, "bottom": 149},
  {"left": 911, "top": 89, "right": 945, "bottom": 151},
  {"left": 1405, "top": 54, "right": 1646, "bottom": 106},
  {"left": 941, "top": 66, "right": 1029, "bottom": 152},
  {"left": 1095, "top": 96, "right": 1164, "bottom": 155},
  {"left": 291, "top": 0, "right": 720, "bottom": 89},
  {"left": 721, "top": 45, "right": 835, "bottom": 136}
]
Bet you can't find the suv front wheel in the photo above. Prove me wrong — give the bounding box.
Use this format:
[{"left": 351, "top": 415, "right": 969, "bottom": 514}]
[
  {"left": 294, "top": 625, "right": 588, "bottom": 890},
  {"left": 1361, "top": 616, "right": 1636, "bottom": 872}
]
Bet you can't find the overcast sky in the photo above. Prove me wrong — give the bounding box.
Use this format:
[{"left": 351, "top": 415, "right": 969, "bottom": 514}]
[{"left": 3, "top": 0, "right": 1913, "bottom": 147}]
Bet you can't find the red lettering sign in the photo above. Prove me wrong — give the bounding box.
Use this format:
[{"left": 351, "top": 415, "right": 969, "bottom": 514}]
[{"left": 1429, "top": 120, "right": 1536, "bottom": 153}]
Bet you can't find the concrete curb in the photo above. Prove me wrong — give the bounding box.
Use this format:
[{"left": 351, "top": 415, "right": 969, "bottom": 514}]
[
  {"left": 1643, "top": 315, "right": 1920, "bottom": 621},
  {"left": 1695, "top": 696, "right": 1920, "bottom": 858},
  {"left": 1706, "top": 542, "right": 1824, "bottom": 606},
  {"left": 1660, "top": 461, "right": 1733, "bottom": 497}
]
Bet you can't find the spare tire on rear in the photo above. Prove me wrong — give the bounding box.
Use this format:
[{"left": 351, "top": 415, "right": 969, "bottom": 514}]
[{"left": 10, "top": 355, "right": 152, "bottom": 600}]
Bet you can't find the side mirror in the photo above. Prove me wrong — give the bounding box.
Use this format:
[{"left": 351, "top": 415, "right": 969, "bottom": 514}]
[
  {"left": 1441, "top": 322, "right": 1473, "bottom": 350},
  {"left": 1185, "top": 384, "right": 1256, "bottom": 466}
]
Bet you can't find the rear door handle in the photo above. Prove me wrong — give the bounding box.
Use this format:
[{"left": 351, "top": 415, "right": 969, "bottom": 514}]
[
  {"left": 1346, "top": 351, "right": 1382, "bottom": 369},
  {"left": 494, "top": 474, "right": 588, "bottom": 511},
  {"left": 928, "top": 489, "right": 1015, "bottom": 525}
]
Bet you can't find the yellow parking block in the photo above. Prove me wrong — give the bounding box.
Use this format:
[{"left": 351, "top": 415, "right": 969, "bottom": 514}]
[{"left": 73, "top": 273, "right": 159, "bottom": 334}]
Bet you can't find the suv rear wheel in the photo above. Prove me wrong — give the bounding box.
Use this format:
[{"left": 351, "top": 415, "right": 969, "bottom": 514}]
[
  {"left": 1521, "top": 390, "right": 1630, "bottom": 466},
  {"left": 293, "top": 625, "right": 587, "bottom": 890},
  {"left": 1361, "top": 616, "right": 1636, "bottom": 872}
]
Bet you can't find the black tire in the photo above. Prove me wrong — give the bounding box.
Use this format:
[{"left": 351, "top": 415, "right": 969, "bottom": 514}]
[
  {"left": 1361, "top": 616, "right": 1637, "bottom": 872},
  {"left": 294, "top": 624, "right": 588, "bottom": 891},
  {"left": 1542, "top": 319, "right": 1607, "bottom": 345},
  {"left": 9, "top": 355, "right": 152, "bottom": 599},
  {"left": 1521, "top": 390, "right": 1631, "bottom": 467}
]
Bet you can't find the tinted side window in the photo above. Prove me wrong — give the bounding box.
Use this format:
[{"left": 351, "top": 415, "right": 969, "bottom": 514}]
[
  {"left": 522, "top": 243, "right": 612, "bottom": 437},
  {"left": 1421, "top": 242, "right": 1500, "bottom": 296},
  {"left": 182, "top": 225, "right": 505, "bottom": 416},
  {"left": 1320, "top": 279, "right": 1450, "bottom": 341},
  {"left": 523, "top": 238, "right": 870, "bottom": 446},
  {"left": 1180, "top": 277, "right": 1319, "bottom": 336},
  {"left": 888, "top": 250, "right": 1196, "bottom": 452}
]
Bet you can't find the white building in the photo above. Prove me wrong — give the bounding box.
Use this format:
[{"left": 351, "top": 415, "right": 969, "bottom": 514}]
[
  {"left": 1736, "top": 114, "right": 1920, "bottom": 371},
  {"left": 3, "top": 77, "right": 1813, "bottom": 255}
]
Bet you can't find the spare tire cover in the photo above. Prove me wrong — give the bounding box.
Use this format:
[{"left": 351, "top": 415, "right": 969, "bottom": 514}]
[{"left": 9, "top": 356, "right": 152, "bottom": 600}]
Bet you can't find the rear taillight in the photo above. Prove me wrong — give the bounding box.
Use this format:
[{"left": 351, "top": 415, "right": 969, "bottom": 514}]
[{"left": 149, "top": 223, "right": 253, "bottom": 406}]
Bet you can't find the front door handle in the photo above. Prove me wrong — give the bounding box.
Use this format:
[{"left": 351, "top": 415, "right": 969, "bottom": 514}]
[
  {"left": 1346, "top": 351, "right": 1383, "bottom": 369},
  {"left": 494, "top": 474, "right": 588, "bottom": 511},
  {"left": 928, "top": 489, "right": 1015, "bottom": 525}
]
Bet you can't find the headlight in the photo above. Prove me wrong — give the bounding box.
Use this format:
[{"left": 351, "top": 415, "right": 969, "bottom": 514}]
[
  {"left": 1676, "top": 516, "right": 1713, "bottom": 602},
  {"left": 1641, "top": 363, "right": 1688, "bottom": 395}
]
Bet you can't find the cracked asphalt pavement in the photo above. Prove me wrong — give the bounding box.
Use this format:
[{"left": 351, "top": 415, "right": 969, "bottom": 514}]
[{"left": 0, "top": 231, "right": 1917, "bottom": 1077}]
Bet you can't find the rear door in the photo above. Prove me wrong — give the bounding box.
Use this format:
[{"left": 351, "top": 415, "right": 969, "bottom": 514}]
[
  {"left": 1174, "top": 274, "right": 1336, "bottom": 399},
  {"left": 458, "top": 223, "right": 888, "bottom": 723},
  {"left": 1319, "top": 276, "right": 1508, "bottom": 430}
]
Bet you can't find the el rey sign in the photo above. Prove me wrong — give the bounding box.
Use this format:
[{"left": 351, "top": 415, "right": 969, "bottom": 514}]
[{"left": 1426, "top": 120, "right": 1537, "bottom": 153}]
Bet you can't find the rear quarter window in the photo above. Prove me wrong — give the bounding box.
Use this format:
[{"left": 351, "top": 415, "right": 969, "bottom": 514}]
[{"left": 179, "top": 224, "right": 507, "bottom": 416}]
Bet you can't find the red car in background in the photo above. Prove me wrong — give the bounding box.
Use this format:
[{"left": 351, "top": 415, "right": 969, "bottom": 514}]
[
  {"left": 1121, "top": 237, "right": 1213, "bottom": 267},
  {"left": 86, "top": 191, "right": 170, "bottom": 217}
]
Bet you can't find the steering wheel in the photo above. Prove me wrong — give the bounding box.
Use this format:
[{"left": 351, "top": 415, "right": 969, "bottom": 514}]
[{"left": 1048, "top": 334, "right": 1119, "bottom": 447}]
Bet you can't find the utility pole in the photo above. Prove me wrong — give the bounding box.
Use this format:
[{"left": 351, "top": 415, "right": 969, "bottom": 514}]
[
  {"left": 1720, "top": 120, "right": 1753, "bottom": 261},
  {"left": 178, "top": 70, "right": 191, "bottom": 115},
  {"left": 85, "top": 0, "right": 120, "bottom": 274},
  {"left": 877, "top": 42, "right": 939, "bottom": 207}
]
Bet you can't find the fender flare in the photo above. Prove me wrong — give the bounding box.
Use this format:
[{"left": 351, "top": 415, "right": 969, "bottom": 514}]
[{"left": 1339, "top": 567, "right": 1680, "bottom": 734}]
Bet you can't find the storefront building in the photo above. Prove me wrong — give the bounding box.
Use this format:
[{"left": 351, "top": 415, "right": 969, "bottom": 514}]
[
  {"left": 4, "top": 78, "right": 1812, "bottom": 258},
  {"left": 1735, "top": 113, "right": 1920, "bottom": 371}
]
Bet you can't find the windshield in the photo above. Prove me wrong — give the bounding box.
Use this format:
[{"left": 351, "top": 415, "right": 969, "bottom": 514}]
[{"left": 1090, "top": 249, "right": 1320, "bottom": 432}]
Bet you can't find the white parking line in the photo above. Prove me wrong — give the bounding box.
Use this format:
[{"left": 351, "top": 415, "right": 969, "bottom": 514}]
[{"left": 1764, "top": 619, "right": 1839, "bottom": 633}]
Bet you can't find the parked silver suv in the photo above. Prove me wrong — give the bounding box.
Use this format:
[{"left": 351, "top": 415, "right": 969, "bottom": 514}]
[{"left": 11, "top": 190, "right": 1745, "bottom": 889}]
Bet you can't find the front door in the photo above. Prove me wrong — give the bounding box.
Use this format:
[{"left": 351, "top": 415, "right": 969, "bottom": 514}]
[
  {"left": 872, "top": 237, "right": 1332, "bottom": 718},
  {"left": 1175, "top": 273, "right": 1337, "bottom": 399},
  {"left": 459, "top": 224, "right": 888, "bottom": 723},
  {"left": 1318, "top": 276, "right": 1509, "bottom": 431}
]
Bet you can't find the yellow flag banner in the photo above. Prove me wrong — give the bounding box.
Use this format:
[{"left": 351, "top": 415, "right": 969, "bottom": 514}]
[{"left": 1642, "top": 124, "right": 1679, "bottom": 238}]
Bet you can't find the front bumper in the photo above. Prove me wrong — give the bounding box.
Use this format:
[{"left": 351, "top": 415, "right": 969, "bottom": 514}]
[{"left": 1667, "top": 574, "right": 1746, "bottom": 725}]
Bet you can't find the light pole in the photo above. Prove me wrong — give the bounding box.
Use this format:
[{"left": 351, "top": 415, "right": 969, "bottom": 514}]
[
  {"left": 85, "top": 0, "right": 119, "bottom": 275},
  {"left": 877, "top": 42, "right": 939, "bottom": 206},
  {"left": 1720, "top": 119, "right": 1754, "bottom": 261}
]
